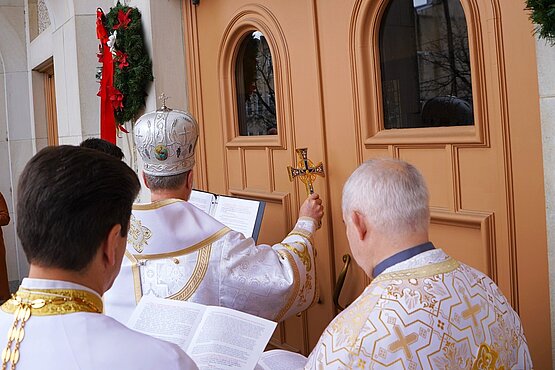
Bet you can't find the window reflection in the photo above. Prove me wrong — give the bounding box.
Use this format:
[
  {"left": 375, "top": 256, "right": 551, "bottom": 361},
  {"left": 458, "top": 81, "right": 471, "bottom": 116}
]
[
  {"left": 380, "top": 0, "right": 473, "bottom": 129},
  {"left": 235, "top": 31, "right": 277, "bottom": 136}
]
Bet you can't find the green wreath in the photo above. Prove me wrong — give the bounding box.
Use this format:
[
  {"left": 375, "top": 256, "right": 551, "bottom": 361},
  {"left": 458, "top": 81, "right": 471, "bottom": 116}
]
[
  {"left": 526, "top": 0, "right": 555, "bottom": 42},
  {"left": 104, "top": 1, "right": 154, "bottom": 125}
]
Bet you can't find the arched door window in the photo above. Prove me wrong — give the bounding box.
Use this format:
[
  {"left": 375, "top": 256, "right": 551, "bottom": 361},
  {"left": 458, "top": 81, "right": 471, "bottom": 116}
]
[
  {"left": 235, "top": 31, "right": 277, "bottom": 136},
  {"left": 380, "top": 0, "right": 473, "bottom": 129}
]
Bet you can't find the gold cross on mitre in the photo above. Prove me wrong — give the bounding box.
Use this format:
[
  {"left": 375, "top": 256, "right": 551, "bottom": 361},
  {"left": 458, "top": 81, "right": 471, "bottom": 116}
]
[{"left": 287, "top": 148, "right": 325, "bottom": 196}]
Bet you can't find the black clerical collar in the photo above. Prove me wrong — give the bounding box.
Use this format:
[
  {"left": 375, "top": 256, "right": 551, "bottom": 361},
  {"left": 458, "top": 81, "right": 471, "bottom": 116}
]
[{"left": 372, "top": 242, "right": 435, "bottom": 278}]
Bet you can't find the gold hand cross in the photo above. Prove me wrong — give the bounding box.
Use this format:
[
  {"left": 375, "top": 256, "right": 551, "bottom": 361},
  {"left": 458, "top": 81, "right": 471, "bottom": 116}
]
[{"left": 287, "top": 148, "right": 325, "bottom": 196}]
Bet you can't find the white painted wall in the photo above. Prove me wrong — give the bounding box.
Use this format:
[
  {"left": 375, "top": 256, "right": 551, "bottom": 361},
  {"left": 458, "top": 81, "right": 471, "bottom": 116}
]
[
  {"left": 535, "top": 37, "right": 555, "bottom": 369},
  {"left": 0, "top": 0, "right": 192, "bottom": 282},
  {"left": 0, "top": 0, "right": 34, "bottom": 284}
]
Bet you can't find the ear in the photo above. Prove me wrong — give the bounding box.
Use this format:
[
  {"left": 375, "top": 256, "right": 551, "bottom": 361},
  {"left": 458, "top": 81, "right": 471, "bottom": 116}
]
[
  {"left": 350, "top": 211, "right": 368, "bottom": 241},
  {"left": 186, "top": 170, "right": 194, "bottom": 191},
  {"left": 142, "top": 172, "right": 150, "bottom": 189},
  {"left": 101, "top": 224, "right": 123, "bottom": 268}
]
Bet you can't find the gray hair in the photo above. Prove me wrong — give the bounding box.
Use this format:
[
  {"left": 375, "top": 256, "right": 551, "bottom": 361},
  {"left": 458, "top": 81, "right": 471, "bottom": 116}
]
[
  {"left": 342, "top": 158, "right": 430, "bottom": 235},
  {"left": 144, "top": 171, "right": 189, "bottom": 191}
]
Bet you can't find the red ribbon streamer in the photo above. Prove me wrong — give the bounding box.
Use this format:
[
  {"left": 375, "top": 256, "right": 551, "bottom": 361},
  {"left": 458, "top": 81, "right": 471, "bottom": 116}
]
[{"left": 96, "top": 8, "right": 116, "bottom": 144}]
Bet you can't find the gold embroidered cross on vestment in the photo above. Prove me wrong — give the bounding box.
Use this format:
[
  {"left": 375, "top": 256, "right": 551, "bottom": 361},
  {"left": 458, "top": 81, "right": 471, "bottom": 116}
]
[{"left": 388, "top": 325, "right": 418, "bottom": 360}]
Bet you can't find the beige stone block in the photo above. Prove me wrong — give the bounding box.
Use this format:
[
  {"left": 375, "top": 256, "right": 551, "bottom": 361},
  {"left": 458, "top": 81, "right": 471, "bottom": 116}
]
[
  {"left": 52, "top": 28, "right": 69, "bottom": 137},
  {"left": 8, "top": 139, "right": 35, "bottom": 206},
  {"left": 6, "top": 72, "right": 33, "bottom": 141},
  {"left": 1, "top": 219, "right": 18, "bottom": 281},
  {"left": 0, "top": 7, "right": 26, "bottom": 73},
  {"left": 0, "top": 72, "right": 6, "bottom": 142},
  {"left": 75, "top": 15, "right": 102, "bottom": 137},
  {"left": 0, "top": 142, "right": 14, "bottom": 214},
  {"left": 58, "top": 135, "right": 82, "bottom": 145},
  {"left": 536, "top": 38, "right": 555, "bottom": 98},
  {"left": 35, "top": 138, "right": 48, "bottom": 152}
]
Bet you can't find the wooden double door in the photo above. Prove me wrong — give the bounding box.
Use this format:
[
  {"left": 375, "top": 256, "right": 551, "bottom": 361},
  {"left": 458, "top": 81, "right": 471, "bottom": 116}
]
[{"left": 182, "top": 0, "right": 551, "bottom": 367}]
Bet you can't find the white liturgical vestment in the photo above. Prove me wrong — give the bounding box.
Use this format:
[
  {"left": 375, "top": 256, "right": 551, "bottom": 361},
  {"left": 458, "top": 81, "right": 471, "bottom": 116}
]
[
  {"left": 305, "top": 248, "right": 532, "bottom": 369},
  {"left": 0, "top": 278, "right": 197, "bottom": 370},
  {"left": 104, "top": 199, "right": 317, "bottom": 324}
]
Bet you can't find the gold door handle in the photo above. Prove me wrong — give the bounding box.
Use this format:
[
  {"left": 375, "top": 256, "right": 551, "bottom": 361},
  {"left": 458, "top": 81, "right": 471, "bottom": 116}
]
[{"left": 333, "top": 254, "right": 351, "bottom": 311}]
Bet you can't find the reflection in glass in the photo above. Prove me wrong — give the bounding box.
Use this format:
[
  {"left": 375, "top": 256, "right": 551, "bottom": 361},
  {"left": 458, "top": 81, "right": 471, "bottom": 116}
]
[
  {"left": 235, "top": 31, "right": 277, "bottom": 136},
  {"left": 380, "top": 0, "right": 473, "bottom": 129}
]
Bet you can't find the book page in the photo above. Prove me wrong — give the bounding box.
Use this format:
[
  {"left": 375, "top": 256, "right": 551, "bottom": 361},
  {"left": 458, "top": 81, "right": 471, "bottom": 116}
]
[
  {"left": 255, "top": 350, "right": 307, "bottom": 370},
  {"left": 186, "top": 306, "right": 277, "bottom": 370},
  {"left": 189, "top": 190, "right": 216, "bottom": 215},
  {"left": 212, "top": 196, "right": 261, "bottom": 238},
  {"left": 127, "top": 294, "right": 205, "bottom": 350}
]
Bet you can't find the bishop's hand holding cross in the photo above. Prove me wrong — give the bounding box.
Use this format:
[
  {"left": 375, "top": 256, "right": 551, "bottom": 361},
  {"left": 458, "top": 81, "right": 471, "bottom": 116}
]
[{"left": 288, "top": 148, "right": 325, "bottom": 228}]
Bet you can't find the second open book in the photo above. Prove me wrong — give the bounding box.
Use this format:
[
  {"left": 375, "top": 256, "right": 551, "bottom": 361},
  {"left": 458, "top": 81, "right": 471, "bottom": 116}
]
[
  {"left": 188, "top": 189, "right": 265, "bottom": 242},
  {"left": 127, "top": 295, "right": 307, "bottom": 370}
]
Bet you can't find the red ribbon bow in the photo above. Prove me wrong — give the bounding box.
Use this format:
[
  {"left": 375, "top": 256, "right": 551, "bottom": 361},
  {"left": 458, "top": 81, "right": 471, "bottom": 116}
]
[
  {"left": 115, "top": 50, "right": 129, "bottom": 70},
  {"left": 113, "top": 9, "right": 132, "bottom": 30}
]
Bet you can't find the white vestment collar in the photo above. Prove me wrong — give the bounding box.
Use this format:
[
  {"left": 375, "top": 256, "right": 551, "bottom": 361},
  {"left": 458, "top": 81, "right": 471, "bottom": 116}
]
[{"left": 380, "top": 248, "right": 450, "bottom": 275}]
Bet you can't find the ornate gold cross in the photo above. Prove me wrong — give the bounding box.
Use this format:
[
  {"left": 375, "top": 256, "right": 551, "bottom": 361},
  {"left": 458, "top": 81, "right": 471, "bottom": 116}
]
[{"left": 287, "top": 148, "right": 325, "bottom": 196}]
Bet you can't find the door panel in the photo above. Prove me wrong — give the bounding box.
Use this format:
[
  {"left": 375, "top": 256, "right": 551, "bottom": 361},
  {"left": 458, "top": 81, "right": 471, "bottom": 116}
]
[
  {"left": 183, "top": 0, "right": 551, "bottom": 366},
  {"left": 183, "top": 0, "right": 336, "bottom": 353}
]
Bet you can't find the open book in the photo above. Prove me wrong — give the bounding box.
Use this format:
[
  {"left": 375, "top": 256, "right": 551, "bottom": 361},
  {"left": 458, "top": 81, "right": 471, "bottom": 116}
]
[
  {"left": 128, "top": 295, "right": 277, "bottom": 370},
  {"left": 255, "top": 350, "right": 307, "bottom": 370},
  {"left": 189, "top": 189, "right": 265, "bottom": 242}
]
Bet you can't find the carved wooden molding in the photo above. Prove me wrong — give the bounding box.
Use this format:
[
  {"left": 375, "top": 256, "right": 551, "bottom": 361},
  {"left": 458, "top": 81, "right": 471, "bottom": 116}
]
[
  {"left": 431, "top": 208, "right": 497, "bottom": 280},
  {"left": 182, "top": 2, "right": 209, "bottom": 189},
  {"left": 218, "top": 4, "right": 291, "bottom": 149},
  {"left": 488, "top": 0, "right": 518, "bottom": 310}
]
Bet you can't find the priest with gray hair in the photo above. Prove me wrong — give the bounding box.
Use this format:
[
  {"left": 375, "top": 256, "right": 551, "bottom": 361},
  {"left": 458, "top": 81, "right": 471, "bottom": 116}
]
[
  {"left": 103, "top": 104, "right": 324, "bottom": 324},
  {"left": 302, "top": 158, "right": 531, "bottom": 369}
]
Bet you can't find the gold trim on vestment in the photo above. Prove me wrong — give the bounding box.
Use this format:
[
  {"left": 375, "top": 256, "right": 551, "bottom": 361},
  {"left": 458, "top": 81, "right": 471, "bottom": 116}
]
[
  {"left": 130, "top": 227, "right": 230, "bottom": 260},
  {"left": 125, "top": 228, "right": 229, "bottom": 303},
  {"left": 168, "top": 244, "right": 212, "bottom": 301},
  {"left": 471, "top": 343, "right": 505, "bottom": 370},
  {"left": 280, "top": 242, "right": 312, "bottom": 272},
  {"left": 124, "top": 251, "right": 144, "bottom": 304},
  {"left": 372, "top": 257, "right": 460, "bottom": 283},
  {"left": 308, "top": 250, "right": 319, "bottom": 309},
  {"left": 1, "top": 288, "right": 103, "bottom": 369},
  {"left": 1, "top": 288, "right": 103, "bottom": 316},
  {"left": 132, "top": 198, "right": 184, "bottom": 211},
  {"left": 287, "top": 228, "right": 314, "bottom": 244},
  {"left": 274, "top": 250, "right": 300, "bottom": 322}
]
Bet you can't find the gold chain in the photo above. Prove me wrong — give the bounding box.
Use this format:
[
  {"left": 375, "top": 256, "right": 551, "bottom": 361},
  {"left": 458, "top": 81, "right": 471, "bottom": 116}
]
[{"left": 0, "top": 288, "right": 103, "bottom": 369}]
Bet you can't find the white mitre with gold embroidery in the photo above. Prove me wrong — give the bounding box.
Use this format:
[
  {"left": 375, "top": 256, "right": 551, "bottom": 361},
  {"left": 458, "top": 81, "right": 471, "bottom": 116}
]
[{"left": 134, "top": 102, "right": 198, "bottom": 176}]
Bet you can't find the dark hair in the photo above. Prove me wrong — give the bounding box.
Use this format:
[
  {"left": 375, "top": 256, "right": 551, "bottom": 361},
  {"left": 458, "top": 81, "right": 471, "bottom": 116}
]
[
  {"left": 17, "top": 146, "right": 140, "bottom": 271},
  {"left": 80, "top": 138, "right": 124, "bottom": 160}
]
